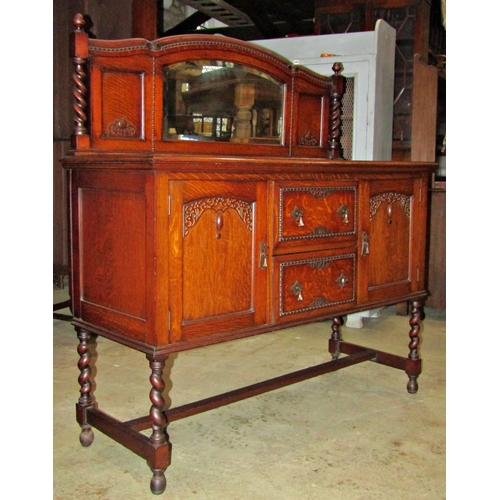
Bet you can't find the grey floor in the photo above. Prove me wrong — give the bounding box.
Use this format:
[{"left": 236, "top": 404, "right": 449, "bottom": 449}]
[{"left": 53, "top": 285, "right": 445, "bottom": 499}]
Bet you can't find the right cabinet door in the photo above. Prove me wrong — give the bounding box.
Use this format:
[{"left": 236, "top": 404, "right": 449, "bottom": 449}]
[{"left": 357, "top": 176, "right": 428, "bottom": 305}]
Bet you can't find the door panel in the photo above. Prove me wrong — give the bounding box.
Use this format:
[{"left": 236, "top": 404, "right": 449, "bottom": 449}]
[
  {"left": 169, "top": 180, "right": 268, "bottom": 342},
  {"left": 358, "top": 177, "right": 427, "bottom": 305},
  {"left": 368, "top": 190, "right": 411, "bottom": 287}
]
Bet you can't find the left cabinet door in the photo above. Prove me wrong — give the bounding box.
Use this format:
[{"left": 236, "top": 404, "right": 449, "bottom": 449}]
[{"left": 168, "top": 180, "right": 269, "bottom": 343}]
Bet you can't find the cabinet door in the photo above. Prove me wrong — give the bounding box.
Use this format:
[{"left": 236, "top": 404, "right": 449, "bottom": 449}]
[
  {"left": 357, "top": 177, "right": 428, "bottom": 305},
  {"left": 169, "top": 180, "right": 268, "bottom": 343}
]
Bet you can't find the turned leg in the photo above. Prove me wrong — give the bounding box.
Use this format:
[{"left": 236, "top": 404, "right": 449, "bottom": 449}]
[
  {"left": 147, "top": 355, "right": 172, "bottom": 495},
  {"left": 406, "top": 299, "right": 423, "bottom": 394},
  {"left": 329, "top": 316, "right": 343, "bottom": 359},
  {"left": 76, "top": 327, "right": 95, "bottom": 447}
]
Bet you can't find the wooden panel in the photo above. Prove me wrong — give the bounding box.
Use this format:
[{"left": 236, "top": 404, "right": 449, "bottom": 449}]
[
  {"left": 426, "top": 186, "right": 445, "bottom": 309},
  {"left": 101, "top": 69, "right": 144, "bottom": 139},
  {"left": 296, "top": 94, "right": 324, "bottom": 148},
  {"left": 72, "top": 171, "right": 151, "bottom": 343},
  {"left": 182, "top": 198, "right": 254, "bottom": 321},
  {"left": 80, "top": 186, "right": 147, "bottom": 319},
  {"left": 411, "top": 57, "right": 438, "bottom": 161},
  {"left": 368, "top": 190, "right": 411, "bottom": 286},
  {"left": 53, "top": 140, "right": 71, "bottom": 267},
  {"left": 89, "top": 53, "right": 153, "bottom": 150}
]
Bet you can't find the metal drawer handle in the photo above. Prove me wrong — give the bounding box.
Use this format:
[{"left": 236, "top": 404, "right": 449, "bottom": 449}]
[
  {"left": 337, "top": 204, "right": 349, "bottom": 225},
  {"left": 361, "top": 232, "right": 370, "bottom": 256},
  {"left": 290, "top": 280, "right": 304, "bottom": 301},
  {"left": 259, "top": 241, "right": 268, "bottom": 269},
  {"left": 290, "top": 206, "right": 305, "bottom": 227}
]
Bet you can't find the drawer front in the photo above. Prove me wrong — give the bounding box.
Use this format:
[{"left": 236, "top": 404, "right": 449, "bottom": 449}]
[
  {"left": 276, "top": 183, "right": 357, "bottom": 249},
  {"left": 275, "top": 250, "right": 356, "bottom": 321}
]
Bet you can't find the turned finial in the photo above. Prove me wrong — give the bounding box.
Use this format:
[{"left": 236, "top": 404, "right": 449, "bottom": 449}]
[
  {"left": 73, "top": 13, "right": 86, "bottom": 31},
  {"left": 332, "top": 61, "right": 343, "bottom": 75}
]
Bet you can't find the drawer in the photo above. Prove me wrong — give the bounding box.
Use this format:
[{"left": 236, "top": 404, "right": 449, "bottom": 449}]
[
  {"left": 275, "top": 182, "right": 357, "bottom": 250},
  {"left": 274, "top": 249, "right": 356, "bottom": 321}
]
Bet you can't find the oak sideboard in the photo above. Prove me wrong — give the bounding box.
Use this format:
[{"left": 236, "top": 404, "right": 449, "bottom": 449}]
[{"left": 62, "top": 14, "right": 436, "bottom": 495}]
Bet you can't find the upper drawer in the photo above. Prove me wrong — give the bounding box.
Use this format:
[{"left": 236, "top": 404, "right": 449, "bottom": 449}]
[{"left": 274, "top": 182, "right": 357, "bottom": 251}]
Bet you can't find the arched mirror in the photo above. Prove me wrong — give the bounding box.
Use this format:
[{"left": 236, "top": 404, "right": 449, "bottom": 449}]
[{"left": 163, "top": 60, "right": 284, "bottom": 144}]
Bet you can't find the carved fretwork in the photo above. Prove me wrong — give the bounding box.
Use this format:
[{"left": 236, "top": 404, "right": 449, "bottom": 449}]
[
  {"left": 309, "top": 226, "right": 330, "bottom": 237},
  {"left": 370, "top": 192, "right": 411, "bottom": 221},
  {"left": 309, "top": 297, "right": 334, "bottom": 308},
  {"left": 183, "top": 197, "right": 253, "bottom": 236},
  {"left": 306, "top": 257, "right": 334, "bottom": 270},
  {"left": 107, "top": 116, "right": 137, "bottom": 137}
]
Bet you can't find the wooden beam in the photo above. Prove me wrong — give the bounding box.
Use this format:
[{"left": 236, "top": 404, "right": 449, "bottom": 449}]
[{"left": 132, "top": 0, "right": 157, "bottom": 39}]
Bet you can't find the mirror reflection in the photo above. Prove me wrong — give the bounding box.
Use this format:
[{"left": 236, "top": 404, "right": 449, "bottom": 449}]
[{"left": 163, "top": 60, "right": 284, "bottom": 144}]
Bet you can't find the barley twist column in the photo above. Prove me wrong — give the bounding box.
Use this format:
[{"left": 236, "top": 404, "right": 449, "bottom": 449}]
[
  {"left": 329, "top": 316, "right": 343, "bottom": 360},
  {"left": 71, "top": 14, "right": 89, "bottom": 140},
  {"left": 407, "top": 299, "right": 423, "bottom": 393},
  {"left": 327, "top": 62, "right": 346, "bottom": 160},
  {"left": 147, "top": 355, "right": 170, "bottom": 495},
  {"left": 76, "top": 327, "right": 94, "bottom": 447}
]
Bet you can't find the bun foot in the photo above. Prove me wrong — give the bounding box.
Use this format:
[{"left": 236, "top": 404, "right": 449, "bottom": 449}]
[
  {"left": 150, "top": 469, "right": 167, "bottom": 495},
  {"left": 79, "top": 426, "right": 94, "bottom": 447},
  {"left": 407, "top": 376, "right": 418, "bottom": 394}
]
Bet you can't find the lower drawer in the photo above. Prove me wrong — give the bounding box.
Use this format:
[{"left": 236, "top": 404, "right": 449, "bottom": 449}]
[{"left": 274, "top": 249, "right": 356, "bottom": 322}]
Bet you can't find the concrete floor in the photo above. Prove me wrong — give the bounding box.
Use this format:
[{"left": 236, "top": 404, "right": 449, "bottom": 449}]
[{"left": 53, "top": 286, "right": 445, "bottom": 499}]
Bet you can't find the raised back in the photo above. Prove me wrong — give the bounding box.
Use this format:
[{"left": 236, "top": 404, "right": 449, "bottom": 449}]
[{"left": 70, "top": 13, "right": 345, "bottom": 158}]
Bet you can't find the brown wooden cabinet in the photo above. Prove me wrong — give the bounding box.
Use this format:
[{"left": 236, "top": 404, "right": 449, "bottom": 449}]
[{"left": 63, "top": 16, "right": 435, "bottom": 495}]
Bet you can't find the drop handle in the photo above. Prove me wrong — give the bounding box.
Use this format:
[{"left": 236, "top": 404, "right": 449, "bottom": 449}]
[
  {"left": 337, "top": 204, "right": 349, "bottom": 225},
  {"left": 361, "top": 231, "right": 370, "bottom": 256},
  {"left": 290, "top": 206, "right": 305, "bottom": 227},
  {"left": 290, "top": 280, "right": 304, "bottom": 301},
  {"left": 259, "top": 241, "right": 268, "bottom": 269}
]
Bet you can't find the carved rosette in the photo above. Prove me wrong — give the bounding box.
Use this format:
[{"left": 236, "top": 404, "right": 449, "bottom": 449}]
[
  {"left": 107, "top": 116, "right": 137, "bottom": 137},
  {"left": 370, "top": 192, "right": 411, "bottom": 221},
  {"left": 298, "top": 130, "right": 318, "bottom": 146},
  {"left": 184, "top": 197, "right": 253, "bottom": 236}
]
